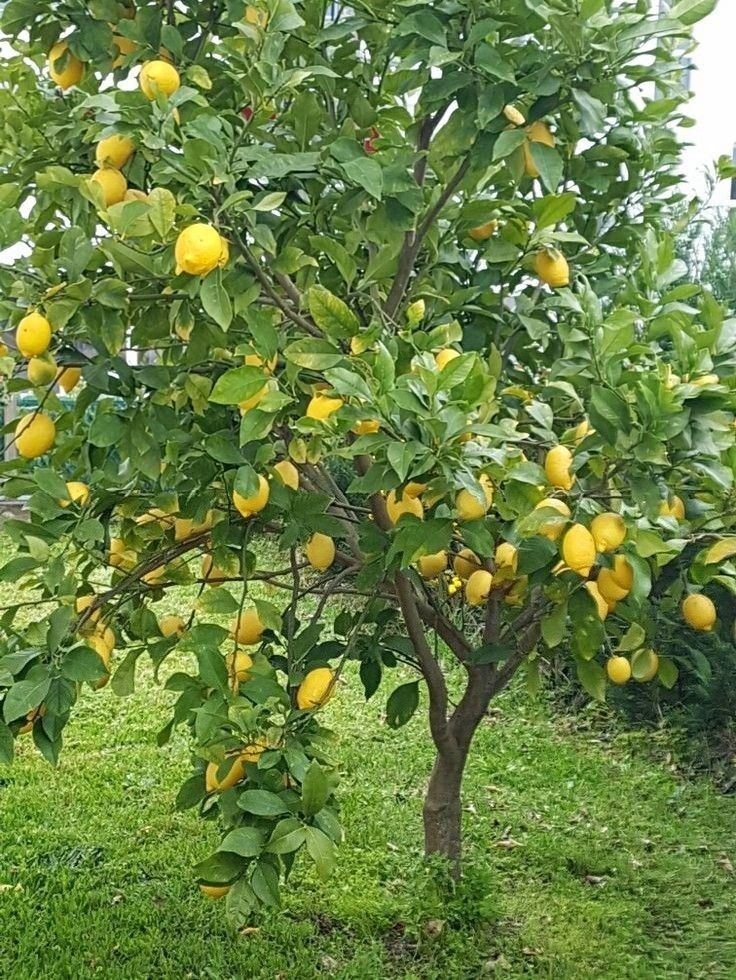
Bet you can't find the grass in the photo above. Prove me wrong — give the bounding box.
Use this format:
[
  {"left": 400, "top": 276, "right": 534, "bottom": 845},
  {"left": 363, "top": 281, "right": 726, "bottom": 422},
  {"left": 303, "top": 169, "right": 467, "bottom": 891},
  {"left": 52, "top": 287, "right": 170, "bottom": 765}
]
[{"left": 1, "top": 546, "right": 736, "bottom": 977}]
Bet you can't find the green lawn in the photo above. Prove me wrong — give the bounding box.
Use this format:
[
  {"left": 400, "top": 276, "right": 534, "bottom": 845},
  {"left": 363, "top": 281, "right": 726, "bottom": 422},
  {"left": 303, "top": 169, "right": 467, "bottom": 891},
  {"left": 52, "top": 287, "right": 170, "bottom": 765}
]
[{"left": 1, "top": 563, "right": 736, "bottom": 977}]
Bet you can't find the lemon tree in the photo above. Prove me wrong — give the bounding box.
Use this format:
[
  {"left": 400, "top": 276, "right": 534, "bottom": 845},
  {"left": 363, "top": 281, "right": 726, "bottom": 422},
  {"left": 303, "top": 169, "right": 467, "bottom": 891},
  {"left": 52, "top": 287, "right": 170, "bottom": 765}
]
[{"left": 0, "top": 0, "right": 733, "bottom": 922}]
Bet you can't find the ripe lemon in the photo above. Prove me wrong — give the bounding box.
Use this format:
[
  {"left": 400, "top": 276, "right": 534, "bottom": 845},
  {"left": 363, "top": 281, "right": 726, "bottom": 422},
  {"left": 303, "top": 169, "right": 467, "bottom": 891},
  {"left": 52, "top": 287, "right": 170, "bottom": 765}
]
[
  {"left": 305, "top": 532, "right": 336, "bottom": 571},
  {"left": 659, "top": 495, "right": 685, "bottom": 521},
  {"left": 534, "top": 497, "right": 571, "bottom": 539},
  {"left": 76, "top": 594, "right": 101, "bottom": 628},
  {"left": 201, "top": 553, "right": 236, "bottom": 583},
  {"left": 199, "top": 884, "right": 230, "bottom": 900},
  {"left": 60, "top": 481, "right": 89, "bottom": 508},
  {"left": 606, "top": 656, "right": 631, "bottom": 685},
  {"left": 142, "top": 564, "right": 166, "bottom": 586},
  {"left": 297, "top": 667, "right": 335, "bottom": 710},
  {"left": 590, "top": 513, "right": 626, "bottom": 553},
  {"left": 245, "top": 5, "right": 269, "bottom": 27},
  {"left": 465, "top": 569, "right": 493, "bottom": 606},
  {"left": 544, "top": 445, "right": 574, "bottom": 490},
  {"left": 561, "top": 524, "right": 596, "bottom": 576},
  {"left": 140, "top": 59, "right": 180, "bottom": 99},
  {"left": 94, "top": 626, "right": 115, "bottom": 656},
  {"left": 15, "top": 413, "right": 55, "bottom": 458},
  {"left": 609, "top": 554, "right": 633, "bottom": 591},
  {"left": 585, "top": 581, "right": 610, "bottom": 620},
  {"left": 206, "top": 756, "right": 247, "bottom": 793},
  {"left": 175, "top": 223, "right": 223, "bottom": 276},
  {"left": 112, "top": 34, "right": 138, "bottom": 67},
  {"left": 274, "top": 459, "right": 299, "bottom": 490},
  {"left": 682, "top": 593, "right": 716, "bottom": 632},
  {"left": 386, "top": 489, "right": 424, "bottom": 525},
  {"left": 57, "top": 366, "right": 81, "bottom": 392},
  {"left": 503, "top": 104, "right": 526, "bottom": 126},
  {"left": 306, "top": 393, "right": 344, "bottom": 420},
  {"left": 90, "top": 168, "right": 127, "bottom": 206},
  {"left": 238, "top": 383, "right": 268, "bottom": 413},
  {"left": 453, "top": 548, "right": 481, "bottom": 580},
  {"left": 95, "top": 134, "right": 135, "bottom": 170},
  {"left": 16, "top": 312, "right": 51, "bottom": 357},
  {"left": 244, "top": 352, "right": 277, "bottom": 372},
  {"left": 226, "top": 650, "right": 253, "bottom": 683},
  {"left": 456, "top": 474, "right": 494, "bottom": 521},
  {"left": 417, "top": 550, "right": 448, "bottom": 579},
  {"left": 468, "top": 220, "right": 498, "bottom": 243},
  {"left": 535, "top": 249, "right": 570, "bottom": 288},
  {"left": 353, "top": 419, "right": 380, "bottom": 436},
  {"left": 230, "top": 609, "right": 264, "bottom": 645},
  {"left": 573, "top": 419, "right": 593, "bottom": 444},
  {"left": 494, "top": 542, "right": 518, "bottom": 575},
  {"left": 27, "top": 356, "right": 58, "bottom": 386},
  {"left": 159, "top": 614, "right": 186, "bottom": 638},
  {"left": 523, "top": 120, "right": 555, "bottom": 177},
  {"left": 404, "top": 482, "right": 428, "bottom": 498},
  {"left": 109, "top": 537, "right": 137, "bottom": 571},
  {"left": 48, "top": 42, "right": 83, "bottom": 89},
  {"left": 232, "top": 475, "right": 270, "bottom": 518},
  {"left": 435, "top": 348, "right": 460, "bottom": 370},
  {"left": 597, "top": 567, "right": 629, "bottom": 604}
]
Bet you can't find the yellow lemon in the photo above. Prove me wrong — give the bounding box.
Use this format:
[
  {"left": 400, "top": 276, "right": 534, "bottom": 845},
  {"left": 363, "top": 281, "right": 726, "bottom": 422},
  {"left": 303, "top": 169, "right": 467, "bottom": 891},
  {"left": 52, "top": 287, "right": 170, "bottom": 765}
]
[
  {"left": 226, "top": 650, "right": 253, "bottom": 683},
  {"left": 353, "top": 419, "right": 381, "bottom": 436},
  {"left": 306, "top": 394, "right": 344, "bottom": 420},
  {"left": 240, "top": 737, "right": 268, "bottom": 763},
  {"left": 523, "top": 119, "right": 555, "bottom": 177},
  {"left": 453, "top": 548, "right": 481, "bottom": 580},
  {"left": 590, "top": 513, "right": 626, "bottom": 553},
  {"left": 305, "top": 532, "right": 336, "bottom": 572},
  {"left": 386, "top": 489, "right": 424, "bottom": 525},
  {"left": 468, "top": 220, "right": 498, "bottom": 243},
  {"left": 244, "top": 352, "right": 277, "bottom": 372},
  {"left": 561, "top": 524, "right": 596, "bottom": 577},
  {"left": 48, "top": 42, "right": 83, "bottom": 89},
  {"left": 238, "top": 383, "right": 268, "bottom": 413},
  {"left": 90, "top": 168, "right": 127, "bottom": 206},
  {"left": 218, "top": 236, "right": 230, "bottom": 269},
  {"left": 503, "top": 104, "right": 526, "bottom": 126},
  {"left": 609, "top": 554, "right": 633, "bottom": 591},
  {"left": 535, "top": 249, "right": 570, "bottom": 288},
  {"left": 159, "top": 615, "right": 186, "bottom": 638},
  {"left": 606, "top": 656, "right": 631, "bottom": 685},
  {"left": 681, "top": 594, "right": 716, "bottom": 632},
  {"left": 27, "top": 356, "right": 58, "bottom": 386},
  {"left": 573, "top": 419, "right": 593, "bottom": 444},
  {"left": 175, "top": 223, "right": 223, "bottom": 276},
  {"left": 57, "top": 366, "right": 81, "bottom": 392},
  {"left": 297, "top": 667, "right": 335, "bottom": 710},
  {"left": 659, "top": 495, "right": 685, "bottom": 521},
  {"left": 76, "top": 594, "right": 101, "bottom": 629},
  {"left": 200, "top": 884, "right": 230, "bottom": 900},
  {"left": 230, "top": 609, "right": 264, "bottom": 645},
  {"left": 465, "top": 569, "right": 493, "bottom": 606},
  {"left": 232, "top": 476, "right": 270, "bottom": 518},
  {"left": 544, "top": 445, "right": 574, "bottom": 490},
  {"left": 417, "top": 551, "right": 448, "bottom": 579},
  {"left": 585, "top": 581, "right": 610, "bottom": 620},
  {"left": 534, "top": 497, "right": 571, "bottom": 540},
  {"left": 109, "top": 537, "right": 136, "bottom": 570},
  {"left": 95, "top": 134, "right": 135, "bottom": 170},
  {"left": 112, "top": 34, "right": 138, "bottom": 67},
  {"left": 140, "top": 59, "right": 180, "bottom": 99},
  {"left": 16, "top": 312, "right": 51, "bottom": 357},
  {"left": 245, "top": 5, "right": 268, "bottom": 27},
  {"left": 205, "top": 756, "right": 247, "bottom": 793},
  {"left": 404, "top": 482, "right": 428, "bottom": 498},
  {"left": 60, "top": 481, "right": 89, "bottom": 508},
  {"left": 274, "top": 460, "right": 299, "bottom": 490},
  {"left": 435, "top": 348, "right": 460, "bottom": 370},
  {"left": 597, "top": 567, "right": 629, "bottom": 604},
  {"left": 494, "top": 542, "right": 518, "bottom": 575},
  {"left": 456, "top": 475, "right": 494, "bottom": 521},
  {"left": 15, "top": 413, "right": 55, "bottom": 459}
]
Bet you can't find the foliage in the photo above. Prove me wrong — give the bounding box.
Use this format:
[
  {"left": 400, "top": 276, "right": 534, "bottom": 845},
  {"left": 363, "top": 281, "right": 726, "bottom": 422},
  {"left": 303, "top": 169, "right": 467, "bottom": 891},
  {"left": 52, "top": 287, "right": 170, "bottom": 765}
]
[{"left": 0, "top": 0, "right": 735, "bottom": 924}]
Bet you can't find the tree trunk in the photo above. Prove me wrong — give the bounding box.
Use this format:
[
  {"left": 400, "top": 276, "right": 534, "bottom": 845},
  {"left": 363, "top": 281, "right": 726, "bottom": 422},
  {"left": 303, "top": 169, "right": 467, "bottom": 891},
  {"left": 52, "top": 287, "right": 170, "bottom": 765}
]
[{"left": 423, "top": 745, "right": 468, "bottom": 876}]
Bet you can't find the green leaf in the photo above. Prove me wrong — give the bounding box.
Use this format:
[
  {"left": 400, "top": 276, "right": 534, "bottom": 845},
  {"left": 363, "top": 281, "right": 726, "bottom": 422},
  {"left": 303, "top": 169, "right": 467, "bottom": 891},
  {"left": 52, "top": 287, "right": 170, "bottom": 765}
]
[
  {"left": 670, "top": 0, "right": 717, "bottom": 26},
  {"left": 147, "top": 187, "right": 176, "bottom": 239},
  {"left": 197, "top": 588, "right": 240, "bottom": 615},
  {"left": 470, "top": 642, "right": 514, "bottom": 665},
  {"left": 265, "top": 819, "right": 306, "bottom": 855},
  {"left": 219, "top": 827, "right": 267, "bottom": 857},
  {"left": 307, "top": 286, "right": 360, "bottom": 339},
  {"left": 541, "top": 602, "right": 567, "bottom": 648},
  {"left": 577, "top": 659, "right": 606, "bottom": 701},
  {"left": 304, "top": 825, "right": 336, "bottom": 880},
  {"left": 111, "top": 648, "right": 140, "bottom": 697},
  {"left": 657, "top": 657, "right": 679, "bottom": 689},
  {"left": 301, "top": 759, "right": 330, "bottom": 817},
  {"left": 0, "top": 722, "right": 14, "bottom": 765},
  {"left": 588, "top": 386, "right": 630, "bottom": 445},
  {"left": 533, "top": 192, "right": 577, "bottom": 230},
  {"left": 197, "top": 646, "right": 228, "bottom": 693},
  {"left": 193, "top": 851, "right": 244, "bottom": 885},
  {"left": 61, "top": 646, "right": 107, "bottom": 683},
  {"left": 3, "top": 665, "right": 51, "bottom": 723},
  {"left": 529, "top": 143, "right": 563, "bottom": 192},
  {"left": 237, "top": 789, "right": 290, "bottom": 817},
  {"left": 340, "top": 158, "right": 383, "bottom": 200},
  {"left": 252, "top": 192, "right": 287, "bottom": 211},
  {"left": 493, "top": 129, "right": 526, "bottom": 161},
  {"left": 385, "top": 681, "right": 419, "bottom": 729},
  {"left": 209, "top": 366, "right": 266, "bottom": 404},
  {"left": 283, "top": 338, "right": 344, "bottom": 370},
  {"left": 201, "top": 269, "right": 233, "bottom": 330},
  {"left": 517, "top": 537, "right": 558, "bottom": 575}
]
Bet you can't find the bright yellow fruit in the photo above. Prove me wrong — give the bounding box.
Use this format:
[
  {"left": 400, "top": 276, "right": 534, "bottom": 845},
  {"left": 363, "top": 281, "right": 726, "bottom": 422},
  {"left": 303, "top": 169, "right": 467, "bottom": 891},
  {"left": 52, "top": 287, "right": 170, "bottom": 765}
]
[
  {"left": 206, "top": 756, "right": 247, "bottom": 793},
  {"left": 239, "top": 383, "right": 268, "bottom": 413},
  {"left": 534, "top": 497, "right": 571, "bottom": 540},
  {"left": 353, "top": 419, "right": 380, "bottom": 436},
  {"left": 58, "top": 366, "right": 81, "bottom": 392},
  {"left": 218, "top": 236, "right": 230, "bottom": 269},
  {"left": 200, "top": 884, "right": 230, "bottom": 900},
  {"left": 175, "top": 223, "right": 223, "bottom": 276},
  {"left": 274, "top": 459, "right": 299, "bottom": 490},
  {"left": 682, "top": 593, "right": 716, "bottom": 632},
  {"left": 597, "top": 567, "right": 629, "bottom": 604},
  {"left": 417, "top": 550, "right": 448, "bottom": 579},
  {"left": 90, "top": 168, "right": 127, "bottom": 206},
  {"left": 230, "top": 609, "right": 264, "bottom": 646},
  {"left": 590, "top": 513, "right": 626, "bottom": 553},
  {"left": 606, "top": 656, "right": 631, "bottom": 685},
  {"left": 435, "top": 348, "right": 460, "bottom": 370},
  {"left": 305, "top": 532, "right": 336, "bottom": 572},
  {"left": 585, "top": 581, "right": 609, "bottom": 620},
  {"left": 159, "top": 615, "right": 186, "bottom": 638},
  {"left": 226, "top": 650, "right": 253, "bottom": 683},
  {"left": 503, "top": 104, "right": 526, "bottom": 126},
  {"left": 297, "top": 667, "right": 335, "bottom": 710},
  {"left": 140, "top": 59, "right": 180, "bottom": 99},
  {"left": 240, "top": 737, "right": 268, "bottom": 763},
  {"left": 561, "top": 524, "right": 596, "bottom": 577},
  {"left": 494, "top": 542, "right": 518, "bottom": 575},
  {"left": 306, "top": 394, "right": 344, "bottom": 420},
  {"left": 109, "top": 537, "right": 137, "bottom": 571},
  {"left": 404, "top": 482, "right": 428, "bottom": 498},
  {"left": 16, "top": 312, "right": 51, "bottom": 357},
  {"left": 609, "top": 554, "right": 633, "bottom": 591},
  {"left": 523, "top": 119, "right": 555, "bottom": 177},
  {"left": 201, "top": 553, "right": 235, "bottom": 584},
  {"left": 233, "top": 476, "right": 270, "bottom": 518},
  {"left": 27, "top": 356, "right": 58, "bottom": 386},
  {"left": 453, "top": 548, "right": 481, "bottom": 580},
  {"left": 544, "top": 445, "right": 574, "bottom": 490},
  {"left": 95, "top": 134, "right": 135, "bottom": 170},
  {"left": 455, "top": 474, "right": 494, "bottom": 521},
  {"left": 48, "top": 42, "right": 83, "bottom": 89},
  {"left": 112, "top": 34, "right": 138, "bottom": 67},
  {"left": 573, "top": 419, "right": 593, "bottom": 444},
  {"left": 15, "top": 413, "right": 55, "bottom": 459},
  {"left": 468, "top": 220, "right": 498, "bottom": 243},
  {"left": 60, "top": 481, "right": 89, "bottom": 508},
  {"left": 95, "top": 625, "right": 115, "bottom": 656},
  {"left": 244, "top": 352, "right": 277, "bottom": 372},
  {"left": 535, "top": 249, "right": 570, "bottom": 288},
  {"left": 386, "top": 489, "right": 424, "bottom": 525},
  {"left": 465, "top": 569, "right": 493, "bottom": 606},
  {"left": 659, "top": 495, "right": 685, "bottom": 521},
  {"left": 76, "top": 594, "right": 101, "bottom": 628}
]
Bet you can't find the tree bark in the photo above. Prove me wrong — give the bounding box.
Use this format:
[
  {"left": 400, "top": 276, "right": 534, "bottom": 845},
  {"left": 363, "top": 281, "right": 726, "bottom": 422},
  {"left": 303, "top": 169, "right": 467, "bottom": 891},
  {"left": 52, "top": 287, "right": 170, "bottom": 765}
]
[{"left": 423, "top": 742, "right": 468, "bottom": 874}]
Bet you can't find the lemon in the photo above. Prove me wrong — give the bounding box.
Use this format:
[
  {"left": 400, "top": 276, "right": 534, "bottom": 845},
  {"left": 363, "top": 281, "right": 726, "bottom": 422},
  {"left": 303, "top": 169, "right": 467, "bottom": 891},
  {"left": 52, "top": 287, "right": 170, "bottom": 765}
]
[
  {"left": 206, "top": 756, "right": 247, "bottom": 793},
  {"left": 244, "top": 352, "right": 277, "bottom": 372},
  {"left": 503, "top": 104, "right": 526, "bottom": 126},
  {"left": 494, "top": 542, "right": 518, "bottom": 575},
  {"left": 175, "top": 223, "right": 223, "bottom": 276},
  {"left": 417, "top": 550, "right": 448, "bottom": 579},
  {"left": 140, "top": 59, "right": 180, "bottom": 99},
  {"left": 453, "top": 548, "right": 481, "bottom": 580},
  {"left": 60, "top": 481, "right": 89, "bottom": 508},
  {"left": 544, "top": 445, "right": 574, "bottom": 490},
  {"left": 504, "top": 575, "right": 528, "bottom": 606},
  {"left": 239, "top": 383, "right": 268, "bottom": 413},
  {"left": 76, "top": 594, "right": 101, "bottom": 628},
  {"left": 90, "top": 168, "right": 127, "bottom": 206},
  {"left": 682, "top": 593, "right": 716, "bottom": 632},
  {"left": 95, "top": 625, "right": 115, "bottom": 656},
  {"left": 535, "top": 249, "right": 570, "bottom": 288},
  {"left": 48, "top": 42, "right": 83, "bottom": 89},
  {"left": 27, "top": 356, "right": 58, "bottom": 386},
  {"left": 112, "top": 34, "right": 138, "bottom": 68},
  {"left": 232, "top": 475, "right": 270, "bottom": 518},
  {"left": 465, "top": 569, "right": 493, "bottom": 606},
  {"left": 297, "top": 667, "right": 335, "bottom": 710},
  {"left": 456, "top": 474, "right": 494, "bottom": 521},
  {"left": 523, "top": 120, "right": 555, "bottom": 177},
  {"left": 159, "top": 614, "right": 186, "bottom": 638},
  {"left": 16, "top": 312, "right": 52, "bottom": 357},
  {"left": 609, "top": 554, "right": 633, "bottom": 591},
  {"left": 534, "top": 497, "right": 571, "bottom": 540},
  {"left": 15, "top": 413, "right": 55, "bottom": 459},
  {"left": 305, "top": 532, "right": 336, "bottom": 571},
  {"left": 597, "top": 567, "right": 629, "bottom": 604},
  {"left": 201, "top": 553, "right": 236, "bottom": 583},
  {"left": 573, "top": 419, "right": 593, "bottom": 444},
  {"left": 435, "top": 348, "right": 460, "bottom": 370},
  {"left": 353, "top": 419, "right": 381, "bottom": 436},
  {"left": 468, "top": 220, "right": 498, "bottom": 243},
  {"left": 57, "top": 366, "right": 81, "bottom": 392},
  {"left": 590, "top": 513, "right": 626, "bottom": 553},
  {"left": 230, "top": 609, "right": 264, "bottom": 645},
  {"left": 659, "top": 495, "right": 685, "bottom": 521},
  {"left": 274, "top": 459, "right": 299, "bottom": 490},
  {"left": 95, "top": 134, "right": 135, "bottom": 170},
  {"left": 404, "top": 481, "right": 428, "bottom": 498},
  {"left": 226, "top": 650, "right": 253, "bottom": 683},
  {"left": 606, "top": 656, "right": 631, "bottom": 685},
  {"left": 561, "top": 524, "right": 596, "bottom": 576},
  {"left": 306, "top": 394, "right": 344, "bottom": 420},
  {"left": 109, "top": 537, "right": 137, "bottom": 571},
  {"left": 386, "top": 489, "right": 424, "bottom": 525},
  {"left": 240, "top": 737, "right": 268, "bottom": 763},
  {"left": 245, "top": 5, "right": 269, "bottom": 27},
  {"left": 142, "top": 564, "right": 166, "bottom": 586},
  {"left": 585, "top": 581, "right": 610, "bottom": 620},
  {"left": 199, "top": 884, "right": 230, "bottom": 900}
]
